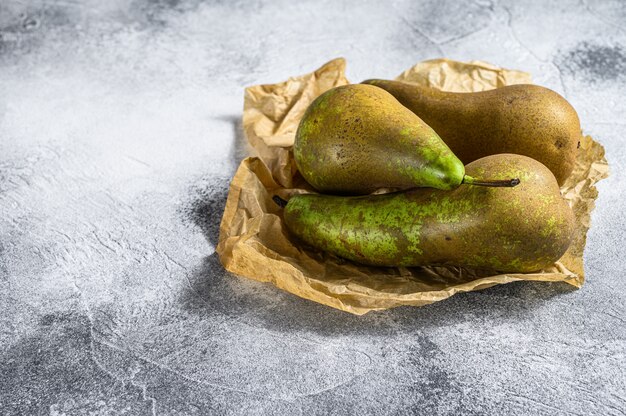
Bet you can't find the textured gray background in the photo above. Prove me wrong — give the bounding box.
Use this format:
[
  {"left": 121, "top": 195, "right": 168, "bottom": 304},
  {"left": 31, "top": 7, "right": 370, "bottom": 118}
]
[{"left": 1, "top": 0, "right": 625, "bottom": 415}]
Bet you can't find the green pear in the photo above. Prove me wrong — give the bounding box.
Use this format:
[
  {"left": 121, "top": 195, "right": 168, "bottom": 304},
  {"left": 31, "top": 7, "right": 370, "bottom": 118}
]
[
  {"left": 281, "top": 154, "right": 574, "bottom": 273},
  {"left": 294, "top": 84, "right": 514, "bottom": 194}
]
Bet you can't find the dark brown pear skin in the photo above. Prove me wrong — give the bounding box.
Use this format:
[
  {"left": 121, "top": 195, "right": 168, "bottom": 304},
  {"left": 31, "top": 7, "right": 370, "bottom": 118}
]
[
  {"left": 362, "top": 80, "right": 581, "bottom": 185},
  {"left": 283, "top": 154, "right": 575, "bottom": 272}
]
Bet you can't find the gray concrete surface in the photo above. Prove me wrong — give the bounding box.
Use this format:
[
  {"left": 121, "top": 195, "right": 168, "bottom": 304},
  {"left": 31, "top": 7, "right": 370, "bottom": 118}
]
[{"left": 1, "top": 0, "right": 624, "bottom": 414}]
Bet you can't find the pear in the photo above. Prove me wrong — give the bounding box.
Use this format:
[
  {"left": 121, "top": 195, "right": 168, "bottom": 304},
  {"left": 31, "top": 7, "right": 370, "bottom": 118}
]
[
  {"left": 362, "top": 80, "right": 581, "bottom": 185},
  {"left": 294, "top": 84, "right": 516, "bottom": 194},
  {"left": 280, "top": 154, "right": 574, "bottom": 273}
]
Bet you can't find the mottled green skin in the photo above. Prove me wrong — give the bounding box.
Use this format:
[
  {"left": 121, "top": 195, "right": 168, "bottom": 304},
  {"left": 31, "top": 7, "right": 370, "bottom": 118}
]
[
  {"left": 284, "top": 154, "right": 575, "bottom": 273},
  {"left": 362, "top": 80, "right": 581, "bottom": 185},
  {"left": 294, "top": 84, "right": 465, "bottom": 194}
]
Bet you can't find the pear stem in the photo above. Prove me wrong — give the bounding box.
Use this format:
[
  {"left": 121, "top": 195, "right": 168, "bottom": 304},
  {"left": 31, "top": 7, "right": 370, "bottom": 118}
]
[
  {"left": 272, "top": 195, "right": 289, "bottom": 207},
  {"left": 462, "top": 175, "right": 520, "bottom": 187}
]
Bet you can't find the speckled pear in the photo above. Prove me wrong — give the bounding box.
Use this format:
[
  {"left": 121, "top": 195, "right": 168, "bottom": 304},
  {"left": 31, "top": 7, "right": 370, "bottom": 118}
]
[
  {"left": 362, "top": 80, "right": 581, "bottom": 185},
  {"left": 282, "top": 154, "right": 575, "bottom": 273},
  {"left": 294, "top": 84, "right": 467, "bottom": 194}
]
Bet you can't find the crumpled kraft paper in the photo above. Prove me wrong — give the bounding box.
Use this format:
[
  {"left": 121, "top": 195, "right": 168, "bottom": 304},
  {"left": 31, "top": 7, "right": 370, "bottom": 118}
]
[{"left": 216, "top": 58, "right": 609, "bottom": 315}]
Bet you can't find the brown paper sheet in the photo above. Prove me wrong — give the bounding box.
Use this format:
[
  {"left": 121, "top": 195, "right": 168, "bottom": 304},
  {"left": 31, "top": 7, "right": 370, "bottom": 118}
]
[{"left": 216, "top": 58, "right": 609, "bottom": 315}]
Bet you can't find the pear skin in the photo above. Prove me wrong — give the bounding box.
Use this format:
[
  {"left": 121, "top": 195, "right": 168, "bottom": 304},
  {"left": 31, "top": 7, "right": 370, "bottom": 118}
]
[
  {"left": 283, "top": 154, "right": 575, "bottom": 273},
  {"left": 294, "top": 84, "right": 465, "bottom": 194},
  {"left": 362, "top": 80, "right": 581, "bottom": 185}
]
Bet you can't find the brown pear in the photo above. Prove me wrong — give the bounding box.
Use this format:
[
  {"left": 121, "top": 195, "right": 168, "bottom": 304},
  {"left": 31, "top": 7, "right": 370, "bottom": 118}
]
[{"left": 362, "top": 80, "right": 581, "bottom": 185}]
